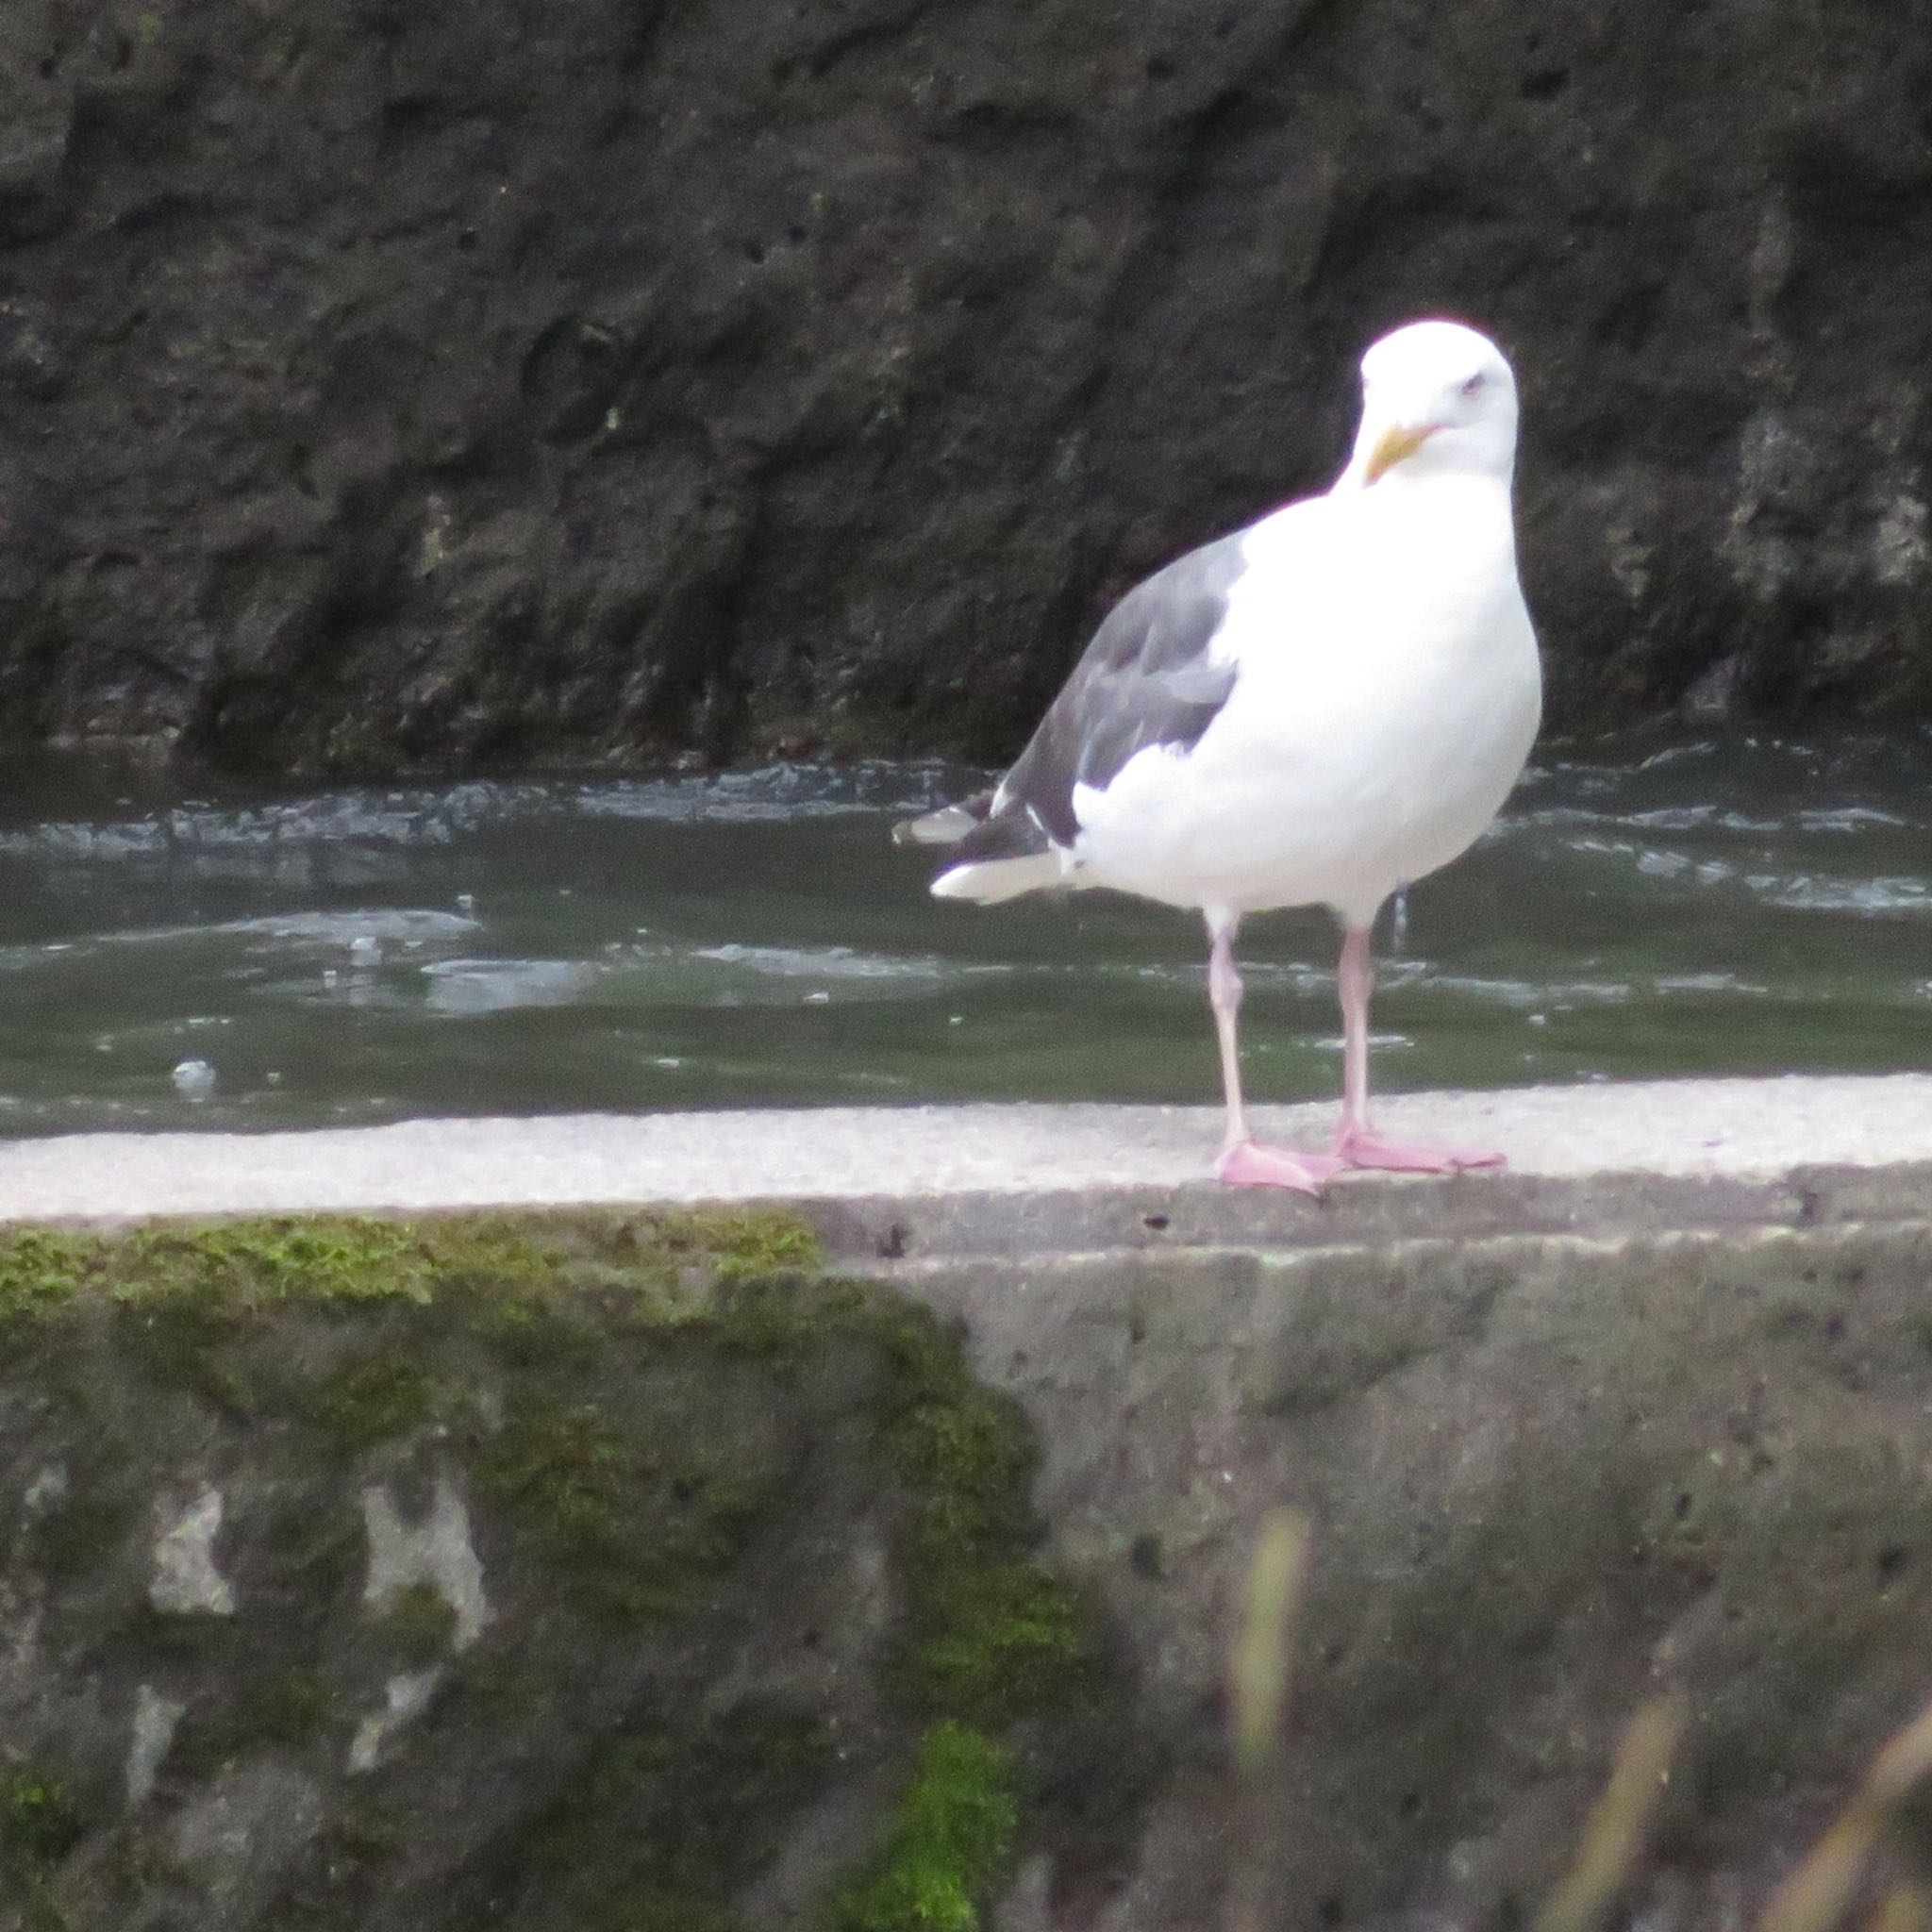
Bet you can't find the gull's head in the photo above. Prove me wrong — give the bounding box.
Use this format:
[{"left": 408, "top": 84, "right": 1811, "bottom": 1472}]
[{"left": 1342, "top": 319, "right": 1519, "bottom": 491}]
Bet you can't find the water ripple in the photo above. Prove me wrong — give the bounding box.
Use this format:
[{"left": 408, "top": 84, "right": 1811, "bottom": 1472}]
[
  {"left": 422, "top": 958, "right": 604, "bottom": 1016},
  {"left": 0, "top": 727, "right": 1924, "bottom": 1129},
  {"left": 0, "top": 761, "right": 977, "bottom": 866}
]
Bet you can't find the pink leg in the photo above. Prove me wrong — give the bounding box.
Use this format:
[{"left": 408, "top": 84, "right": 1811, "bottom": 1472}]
[
  {"left": 1331, "top": 924, "right": 1504, "bottom": 1174},
  {"left": 1206, "top": 912, "right": 1342, "bottom": 1195}
]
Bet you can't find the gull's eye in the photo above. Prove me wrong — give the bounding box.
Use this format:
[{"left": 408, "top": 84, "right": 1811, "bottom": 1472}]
[{"left": 1460, "top": 372, "right": 1486, "bottom": 397}]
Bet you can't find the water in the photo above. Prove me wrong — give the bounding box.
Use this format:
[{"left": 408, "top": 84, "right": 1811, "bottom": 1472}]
[{"left": 0, "top": 731, "right": 1926, "bottom": 1135}]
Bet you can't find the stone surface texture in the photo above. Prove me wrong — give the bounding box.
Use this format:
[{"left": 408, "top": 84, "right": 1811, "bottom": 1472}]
[
  {"left": 957, "top": 1218, "right": 1932, "bottom": 1932},
  {"left": 1, "top": 1, "right": 1929, "bottom": 770}
]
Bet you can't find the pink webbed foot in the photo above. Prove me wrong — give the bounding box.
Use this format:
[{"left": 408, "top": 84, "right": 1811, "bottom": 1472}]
[
  {"left": 1216, "top": 1140, "right": 1346, "bottom": 1196},
  {"left": 1332, "top": 1127, "right": 1505, "bottom": 1174}
]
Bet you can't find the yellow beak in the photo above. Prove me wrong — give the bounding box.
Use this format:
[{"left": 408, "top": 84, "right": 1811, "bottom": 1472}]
[{"left": 1361, "top": 421, "right": 1435, "bottom": 485}]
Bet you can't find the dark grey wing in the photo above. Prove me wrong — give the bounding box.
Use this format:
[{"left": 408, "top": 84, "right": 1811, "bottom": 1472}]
[{"left": 959, "top": 531, "right": 1247, "bottom": 858}]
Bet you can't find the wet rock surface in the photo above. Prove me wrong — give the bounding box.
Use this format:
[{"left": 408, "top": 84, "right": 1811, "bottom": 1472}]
[
  {"left": 4, "top": 1191, "right": 1932, "bottom": 1930},
  {"left": 1, "top": 0, "right": 1929, "bottom": 771}
]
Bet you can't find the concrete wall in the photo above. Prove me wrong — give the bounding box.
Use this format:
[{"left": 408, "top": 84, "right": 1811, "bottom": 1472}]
[{"left": 2, "top": 1080, "right": 1931, "bottom": 1929}]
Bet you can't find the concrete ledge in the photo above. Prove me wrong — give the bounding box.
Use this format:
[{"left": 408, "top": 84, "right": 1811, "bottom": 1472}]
[{"left": 7, "top": 1074, "right": 1932, "bottom": 1243}]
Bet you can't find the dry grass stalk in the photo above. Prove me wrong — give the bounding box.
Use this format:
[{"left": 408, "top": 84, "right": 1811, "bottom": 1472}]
[
  {"left": 1534, "top": 1690, "right": 1690, "bottom": 1932},
  {"left": 1230, "top": 1509, "right": 1312, "bottom": 1778},
  {"left": 1224, "top": 1509, "right": 1313, "bottom": 1932},
  {"left": 1757, "top": 1694, "right": 1932, "bottom": 1932},
  {"left": 1865, "top": 1885, "right": 1932, "bottom": 1932}
]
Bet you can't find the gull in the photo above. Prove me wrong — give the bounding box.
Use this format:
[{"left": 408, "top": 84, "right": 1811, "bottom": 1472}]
[{"left": 899, "top": 319, "right": 1542, "bottom": 1192}]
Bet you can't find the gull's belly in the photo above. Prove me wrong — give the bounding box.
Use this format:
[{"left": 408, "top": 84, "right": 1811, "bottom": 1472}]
[{"left": 1073, "top": 572, "right": 1541, "bottom": 922}]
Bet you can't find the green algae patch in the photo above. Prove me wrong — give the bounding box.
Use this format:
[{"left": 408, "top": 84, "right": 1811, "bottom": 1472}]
[
  {"left": 674, "top": 1208, "right": 825, "bottom": 1282},
  {"left": 123, "top": 1218, "right": 449, "bottom": 1307},
  {"left": 824, "top": 1722, "right": 1019, "bottom": 1932},
  {"left": 902, "top": 1554, "right": 1085, "bottom": 1726},
  {"left": 0, "top": 1231, "right": 95, "bottom": 1325},
  {"left": 0, "top": 1207, "right": 824, "bottom": 1327},
  {"left": 0, "top": 1764, "right": 85, "bottom": 1871},
  {"left": 865, "top": 1300, "right": 1086, "bottom": 1726},
  {"left": 478, "top": 1400, "right": 636, "bottom": 1558},
  {"left": 475, "top": 1397, "right": 695, "bottom": 1624},
  {"left": 305, "top": 1352, "right": 439, "bottom": 1452},
  {"left": 702, "top": 1272, "right": 1086, "bottom": 1719}
]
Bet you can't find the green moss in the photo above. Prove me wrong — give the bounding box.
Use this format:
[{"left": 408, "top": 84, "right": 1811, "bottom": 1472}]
[
  {"left": 0, "top": 1208, "right": 821, "bottom": 1329},
  {"left": 0, "top": 1211, "right": 825, "bottom": 1479},
  {"left": 114, "top": 1283, "right": 257, "bottom": 1413},
  {"left": 476, "top": 1399, "right": 681, "bottom": 1625},
  {"left": 246, "top": 1670, "right": 338, "bottom": 1746},
  {"left": 305, "top": 1353, "right": 437, "bottom": 1452},
  {"left": 823, "top": 1723, "right": 1018, "bottom": 1932},
  {"left": 479, "top": 1399, "right": 635, "bottom": 1559},
  {"left": 875, "top": 1331, "right": 1034, "bottom": 1539},
  {"left": 22, "top": 1884, "right": 75, "bottom": 1932},
  {"left": 901, "top": 1556, "right": 1084, "bottom": 1723},
  {"left": 0, "top": 1230, "right": 93, "bottom": 1324},
  {"left": 709, "top": 1273, "right": 869, "bottom": 1372},
  {"left": 118, "top": 1213, "right": 577, "bottom": 1309},
  {"left": 473, "top": 1374, "right": 782, "bottom": 1627},
  {"left": 173, "top": 1668, "right": 338, "bottom": 1775},
  {"left": 375, "top": 1582, "right": 458, "bottom": 1664},
  {"left": 701, "top": 1275, "right": 1085, "bottom": 1724},
  {"left": 1, "top": 1763, "right": 84, "bottom": 1868},
  {"left": 811, "top": 1299, "right": 1063, "bottom": 1922},
  {"left": 501, "top": 1705, "right": 835, "bottom": 1930},
  {"left": 866, "top": 1303, "right": 1084, "bottom": 1725},
  {"left": 680, "top": 1209, "right": 824, "bottom": 1282},
  {"left": 475, "top": 1293, "right": 604, "bottom": 1371}
]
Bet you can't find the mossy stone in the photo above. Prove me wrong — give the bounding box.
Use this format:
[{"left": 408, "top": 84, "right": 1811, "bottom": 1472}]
[
  {"left": 0, "top": 1207, "right": 1090, "bottom": 1932},
  {"left": 1, "top": 1765, "right": 84, "bottom": 1869},
  {"left": 305, "top": 1353, "right": 439, "bottom": 1452},
  {"left": 822, "top": 1722, "right": 1019, "bottom": 1932}
]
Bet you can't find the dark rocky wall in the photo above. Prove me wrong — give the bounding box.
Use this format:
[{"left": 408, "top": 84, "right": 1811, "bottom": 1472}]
[{"left": 0, "top": 0, "right": 1928, "bottom": 774}]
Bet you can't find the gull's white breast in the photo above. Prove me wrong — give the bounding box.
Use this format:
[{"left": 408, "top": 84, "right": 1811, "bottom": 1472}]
[{"left": 1068, "top": 475, "right": 1541, "bottom": 925}]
